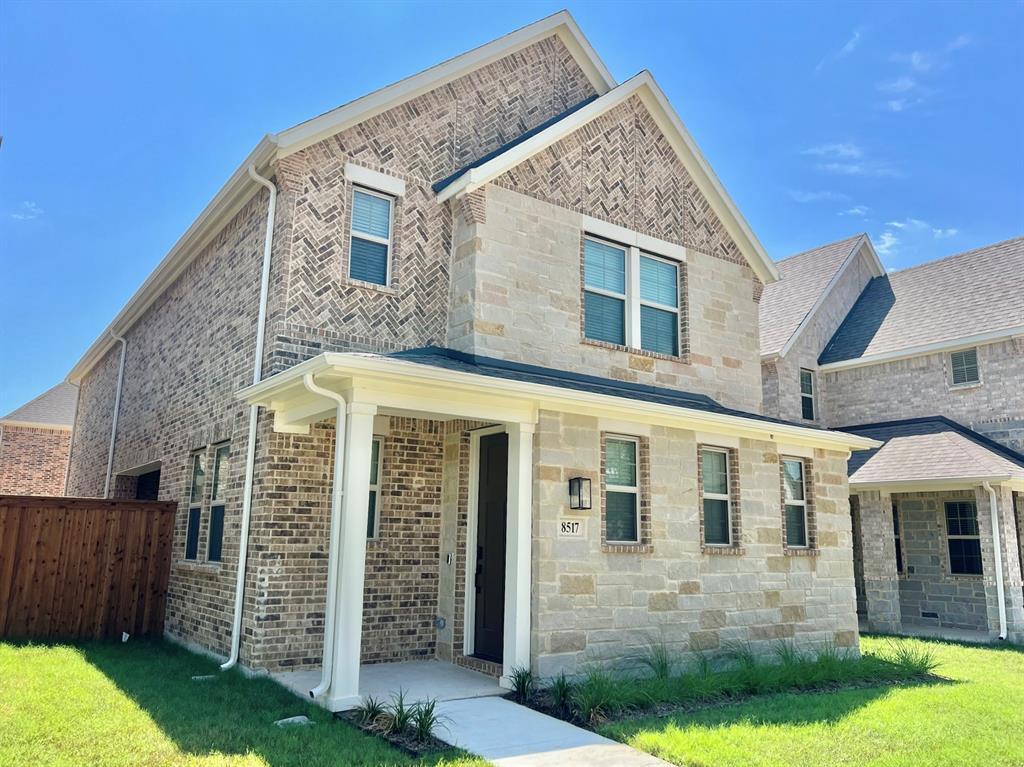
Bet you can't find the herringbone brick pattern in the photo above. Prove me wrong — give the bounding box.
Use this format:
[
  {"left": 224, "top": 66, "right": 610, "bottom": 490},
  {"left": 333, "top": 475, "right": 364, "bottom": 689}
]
[{"left": 494, "top": 95, "right": 745, "bottom": 268}]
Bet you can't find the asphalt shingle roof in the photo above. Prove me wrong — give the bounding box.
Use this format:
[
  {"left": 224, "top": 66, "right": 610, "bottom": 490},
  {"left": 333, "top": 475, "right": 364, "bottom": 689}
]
[
  {"left": 842, "top": 417, "right": 1024, "bottom": 485},
  {"left": 1, "top": 382, "right": 78, "bottom": 428},
  {"left": 386, "top": 346, "right": 819, "bottom": 431},
  {"left": 758, "top": 234, "right": 866, "bottom": 356},
  {"left": 820, "top": 236, "right": 1024, "bottom": 364}
]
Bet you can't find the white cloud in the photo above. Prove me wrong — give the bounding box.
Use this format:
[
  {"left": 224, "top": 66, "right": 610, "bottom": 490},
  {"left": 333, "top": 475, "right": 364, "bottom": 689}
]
[
  {"left": 841, "top": 205, "right": 869, "bottom": 217},
  {"left": 802, "top": 143, "right": 863, "bottom": 159},
  {"left": 816, "top": 26, "right": 867, "bottom": 71},
  {"left": 817, "top": 161, "right": 902, "bottom": 178},
  {"left": 789, "top": 189, "right": 849, "bottom": 203},
  {"left": 946, "top": 35, "right": 972, "bottom": 52},
  {"left": 876, "top": 231, "right": 900, "bottom": 256},
  {"left": 876, "top": 218, "right": 959, "bottom": 260},
  {"left": 933, "top": 227, "right": 959, "bottom": 239},
  {"left": 9, "top": 201, "right": 43, "bottom": 221},
  {"left": 877, "top": 76, "right": 917, "bottom": 94}
]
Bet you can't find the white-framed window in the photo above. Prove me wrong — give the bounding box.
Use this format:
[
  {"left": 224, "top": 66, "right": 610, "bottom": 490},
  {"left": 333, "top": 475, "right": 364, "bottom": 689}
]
[
  {"left": 945, "top": 500, "right": 982, "bottom": 575},
  {"left": 782, "top": 458, "right": 808, "bottom": 548},
  {"left": 950, "top": 348, "right": 980, "bottom": 386},
  {"left": 800, "top": 368, "right": 816, "bottom": 421},
  {"left": 367, "top": 437, "right": 383, "bottom": 538},
  {"left": 185, "top": 451, "right": 206, "bottom": 561},
  {"left": 207, "top": 443, "right": 229, "bottom": 563},
  {"left": 701, "top": 447, "right": 732, "bottom": 545},
  {"left": 604, "top": 435, "right": 640, "bottom": 543},
  {"left": 349, "top": 187, "right": 393, "bottom": 286},
  {"left": 583, "top": 235, "right": 681, "bottom": 356}
]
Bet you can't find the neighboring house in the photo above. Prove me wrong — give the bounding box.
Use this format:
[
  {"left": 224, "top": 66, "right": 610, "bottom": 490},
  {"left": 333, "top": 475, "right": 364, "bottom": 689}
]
[
  {"left": 0, "top": 382, "right": 78, "bottom": 496},
  {"left": 761, "top": 235, "right": 1024, "bottom": 642},
  {"left": 65, "top": 11, "right": 874, "bottom": 711}
]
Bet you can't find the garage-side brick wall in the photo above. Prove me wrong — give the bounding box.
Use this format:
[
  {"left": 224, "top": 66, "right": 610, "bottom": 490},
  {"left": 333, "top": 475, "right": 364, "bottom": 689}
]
[
  {"left": 0, "top": 425, "right": 71, "bottom": 495},
  {"left": 532, "top": 409, "right": 858, "bottom": 678}
]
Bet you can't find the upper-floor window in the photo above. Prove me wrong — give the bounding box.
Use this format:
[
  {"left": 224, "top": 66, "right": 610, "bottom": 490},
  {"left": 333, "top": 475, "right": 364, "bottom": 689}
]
[
  {"left": 583, "top": 236, "right": 680, "bottom": 356},
  {"left": 185, "top": 452, "right": 206, "bottom": 561},
  {"left": 950, "top": 348, "right": 979, "bottom": 386},
  {"left": 800, "top": 368, "right": 816, "bottom": 420},
  {"left": 207, "top": 443, "right": 229, "bottom": 563},
  {"left": 945, "top": 500, "right": 982, "bottom": 575},
  {"left": 350, "top": 188, "right": 393, "bottom": 286}
]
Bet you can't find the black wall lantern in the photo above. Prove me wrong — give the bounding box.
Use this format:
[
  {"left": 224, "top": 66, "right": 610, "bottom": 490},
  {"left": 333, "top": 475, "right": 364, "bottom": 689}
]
[{"left": 568, "top": 477, "right": 592, "bottom": 510}]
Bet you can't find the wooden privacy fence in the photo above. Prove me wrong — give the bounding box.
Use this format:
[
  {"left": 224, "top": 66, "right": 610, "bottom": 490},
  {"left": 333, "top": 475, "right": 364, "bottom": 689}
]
[{"left": 0, "top": 496, "right": 176, "bottom": 639}]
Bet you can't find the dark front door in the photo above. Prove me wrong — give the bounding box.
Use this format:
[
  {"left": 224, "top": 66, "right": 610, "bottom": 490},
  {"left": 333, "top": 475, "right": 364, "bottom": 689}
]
[
  {"left": 135, "top": 470, "right": 161, "bottom": 501},
  {"left": 473, "top": 432, "right": 508, "bottom": 663}
]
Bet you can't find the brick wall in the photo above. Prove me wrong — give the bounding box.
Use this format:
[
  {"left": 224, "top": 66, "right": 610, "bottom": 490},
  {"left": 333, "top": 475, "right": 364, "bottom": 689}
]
[
  {"left": 0, "top": 424, "right": 71, "bottom": 496},
  {"left": 532, "top": 410, "right": 858, "bottom": 678}
]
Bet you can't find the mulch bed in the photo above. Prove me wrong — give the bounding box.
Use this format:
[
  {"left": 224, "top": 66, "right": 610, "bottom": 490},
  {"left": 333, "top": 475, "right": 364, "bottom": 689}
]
[{"left": 336, "top": 710, "right": 453, "bottom": 758}]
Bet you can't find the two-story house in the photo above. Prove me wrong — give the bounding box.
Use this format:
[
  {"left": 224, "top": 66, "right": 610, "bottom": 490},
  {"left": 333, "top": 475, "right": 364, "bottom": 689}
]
[
  {"left": 761, "top": 235, "right": 1024, "bottom": 643},
  {"left": 65, "top": 11, "right": 875, "bottom": 711}
]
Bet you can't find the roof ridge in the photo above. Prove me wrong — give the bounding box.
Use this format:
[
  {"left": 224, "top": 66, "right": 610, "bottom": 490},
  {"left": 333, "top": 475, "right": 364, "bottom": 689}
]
[
  {"left": 774, "top": 233, "right": 865, "bottom": 265},
  {"left": 885, "top": 234, "right": 1024, "bottom": 277}
]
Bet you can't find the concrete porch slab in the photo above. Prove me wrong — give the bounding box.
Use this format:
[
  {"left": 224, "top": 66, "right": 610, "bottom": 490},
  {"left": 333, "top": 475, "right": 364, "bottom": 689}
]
[
  {"left": 860, "top": 618, "right": 1000, "bottom": 644},
  {"left": 271, "top": 659, "right": 504, "bottom": 706}
]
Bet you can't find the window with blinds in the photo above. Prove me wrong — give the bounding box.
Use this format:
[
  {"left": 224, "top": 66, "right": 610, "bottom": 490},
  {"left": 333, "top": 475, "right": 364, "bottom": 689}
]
[
  {"left": 583, "top": 235, "right": 681, "bottom": 356},
  {"left": 350, "top": 188, "right": 393, "bottom": 285}
]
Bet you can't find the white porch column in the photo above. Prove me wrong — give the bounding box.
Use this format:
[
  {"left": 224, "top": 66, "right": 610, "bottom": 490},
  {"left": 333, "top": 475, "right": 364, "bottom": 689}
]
[
  {"left": 501, "top": 421, "right": 534, "bottom": 687},
  {"left": 326, "top": 400, "right": 377, "bottom": 710}
]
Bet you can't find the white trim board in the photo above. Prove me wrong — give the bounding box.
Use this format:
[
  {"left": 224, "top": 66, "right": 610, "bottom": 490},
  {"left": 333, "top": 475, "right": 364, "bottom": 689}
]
[
  {"left": 436, "top": 71, "right": 778, "bottom": 286},
  {"left": 819, "top": 325, "right": 1024, "bottom": 372}
]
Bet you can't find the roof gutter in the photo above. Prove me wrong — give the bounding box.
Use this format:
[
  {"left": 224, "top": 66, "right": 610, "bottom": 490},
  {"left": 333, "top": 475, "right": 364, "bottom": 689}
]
[
  {"left": 981, "top": 481, "right": 1008, "bottom": 641},
  {"left": 819, "top": 325, "right": 1024, "bottom": 372},
  {"left": 221, "top": 165, "right": 277, "bottom": 672}
]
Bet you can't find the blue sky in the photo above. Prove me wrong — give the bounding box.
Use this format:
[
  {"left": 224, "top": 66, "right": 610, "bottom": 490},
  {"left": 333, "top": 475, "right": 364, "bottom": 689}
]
[{"left": 1, "top": 1, "right": 1021, "bottom": 414}]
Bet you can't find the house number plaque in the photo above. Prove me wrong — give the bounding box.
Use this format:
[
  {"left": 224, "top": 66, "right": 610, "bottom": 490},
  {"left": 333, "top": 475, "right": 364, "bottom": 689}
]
[{"left": 559, "top": 518, "right": 585, "bottom": 537}]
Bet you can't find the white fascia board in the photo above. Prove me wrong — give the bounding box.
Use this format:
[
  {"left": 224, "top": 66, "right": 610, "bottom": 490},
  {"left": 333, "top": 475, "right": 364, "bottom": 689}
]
[
  {"left": 819, "top": 324, "right": 1024, "bottom": 373},
  {"left": 439, "top": 71, "right": 779, "bottom": 287},
  {"left": 774, "top": 236, "right": 868, "bottom": 361},
  {"left": 274, "top": 11, "right": 615, "bottom": 158},
  {"left": 851, "top": 475, "right": 1013, "bottom": 493},
  {"left": 236, "top": 353, "right": 881, "bottom": 453},
  {"left": 66, "top": 136, "right": 279, "bottom": 384}
]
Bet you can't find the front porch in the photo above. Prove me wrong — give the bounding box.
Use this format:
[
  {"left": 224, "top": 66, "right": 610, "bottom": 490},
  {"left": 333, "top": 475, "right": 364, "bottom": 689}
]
[{"left": 272, "top": 660, "right": 504, "bottom": 705}]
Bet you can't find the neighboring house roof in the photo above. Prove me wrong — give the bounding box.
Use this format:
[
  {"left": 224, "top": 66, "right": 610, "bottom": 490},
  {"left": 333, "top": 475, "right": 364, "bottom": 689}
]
[
  {"left": 433, "top": 70, "right": 779, "bottom": 286},
  {"left": 66, "top": 11, "right": 615, "bottom": 385},
  {"left": 758, "top": 234, "right": 884, "bottom": 359},
  {"left": 237, "top": 346, "right": 880, "bottom": 453},
  {"left": 819, "top": 236, "right": 1024, "bottom": 367},
  {"left": 0, "top": 382, "right": 78, "bottom": 429},
  {"left": 842, "top": 416, "right": 1024, "bottom": 489}
]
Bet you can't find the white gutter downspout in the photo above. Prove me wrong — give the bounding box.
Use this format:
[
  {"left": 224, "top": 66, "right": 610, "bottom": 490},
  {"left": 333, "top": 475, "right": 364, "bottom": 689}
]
[
  {"left": 300, "top": 374, "right": 348, "bottom": 699},
  {"left": 221, "top": 165, "right": 277, "bottom": 671},
  {"left": 982, "top": 481, "right": 1008, "bottom": 641},
  {"left": 103, "top": 331, "right": 127, "bottom": 498}
]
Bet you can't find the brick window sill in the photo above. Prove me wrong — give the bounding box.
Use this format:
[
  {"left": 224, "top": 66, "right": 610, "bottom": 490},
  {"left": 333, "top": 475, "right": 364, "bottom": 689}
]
[
  {"left": 582, "top": 338, "right": 689, "bottom": 365},
  {"left": 602, "top": 542, "right": 652, "bottom": 554},
  {"left": 702, "top": 544, "right": 745, "bottom": 556},
  {"left": 783, "top": 547, "right": 820, "bottom": 557}
]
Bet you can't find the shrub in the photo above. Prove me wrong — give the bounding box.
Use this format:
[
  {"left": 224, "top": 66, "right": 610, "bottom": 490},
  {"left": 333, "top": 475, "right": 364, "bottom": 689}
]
[
  {"left": 353, "top": 695, "right": 387, "bottom": 727},
  {"left": 572, "top": 666, "right": 629, "bottom": 724},
  {"left": 547, "top": 672, "right": 574, "bottom": 717},
  {"left": 638, "top": 640, "right": 675, "bottom": 681},
  {"left": 508, "top": 665, "right": 536, "bottom": 704},
  {"left": 409, "top": 697, "right": 446, "bottom": 743},
  {"left": 886, "top": 640, "right": 939, "bottom": 676},
  {"left": 383, "top": 689, "right": 415, "bottom": 736}
]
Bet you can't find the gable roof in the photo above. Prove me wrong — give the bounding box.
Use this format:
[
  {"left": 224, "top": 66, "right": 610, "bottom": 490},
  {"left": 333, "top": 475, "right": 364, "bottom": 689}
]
[
  {"left": 66, "top": 11, "right": 614, "bottom": 385},
  {"left": 759, "top": 234, "right": 884, "bottom": 358},
  {"left": 842, "top": 416, "right": 1024, "bottom": 489},
  {"left": 1, "top": 382, "right": 78, "bottom": 429},
  {"left": 433, "top": 71, "right": 779, "bottom": 286},
  {"left": 820, "top": 236, "right": 1024, "bottom": 367}
]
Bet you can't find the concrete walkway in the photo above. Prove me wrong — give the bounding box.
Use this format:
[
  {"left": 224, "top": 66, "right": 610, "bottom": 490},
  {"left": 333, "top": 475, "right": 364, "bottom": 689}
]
[{"left": 437, "top": 696, "right": 671, "bottom": 767}]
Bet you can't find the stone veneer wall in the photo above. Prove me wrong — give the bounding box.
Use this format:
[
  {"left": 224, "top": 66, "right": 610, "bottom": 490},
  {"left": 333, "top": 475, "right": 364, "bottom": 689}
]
[
  {"left": 822, "top": 338, "right": 1024, "bottom": 452},
  {"left": 531, "top": 409, "right": 858, "bottom": 678},
  {"left": 0, "top": 424, "right": 72, "bottom": 496},
  {"left": 448, "top": 184, "right": 763, "bottom": 414}
]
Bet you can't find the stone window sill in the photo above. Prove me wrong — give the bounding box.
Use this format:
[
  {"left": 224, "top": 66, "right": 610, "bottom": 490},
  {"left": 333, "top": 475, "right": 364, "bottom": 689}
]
[
  {"left": 582, "top": 338, "right": 689, "bottom": 365},
  {"left": 342, "top": 277, "right": 399, "bottom": 296},
  {"left": 702, "top": 544, "right": 745, "bottom": 556},
  {"left": 949, "top": 382, "right": 983, "bottom": 392},
  {"left": 783, "top": 546, "right": 820, "bottom": 557},
  {"left": 602, "top": 542, "right": 652, "bottom": 554},
  {"left": 174, "top": 560, "right": 221, "bottom": 573}
]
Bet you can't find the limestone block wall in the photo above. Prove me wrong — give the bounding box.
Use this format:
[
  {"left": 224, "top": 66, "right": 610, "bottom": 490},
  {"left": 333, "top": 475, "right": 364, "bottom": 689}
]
[
  {"left": 822, "top": 338, "right": 1024, "bottom": 451},
  {"left": 531, "top": 409, "right": 858, "bottom": 678},
  {"left": 449, "top": 185, "right": 764, "bottom": 414},
  {"left": 851, "top": 491, "right": 900, "bottom": 632},
  {"left": 0, "top": 424, "right": 72, "bottom": 496}
]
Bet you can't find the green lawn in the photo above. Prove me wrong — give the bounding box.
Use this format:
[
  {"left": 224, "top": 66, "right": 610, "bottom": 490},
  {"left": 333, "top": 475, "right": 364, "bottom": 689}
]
[
  {"left": 0, "top": 639, "right": 485, "bottom": 767},
  {"left": 600, "top": 635, "right": 1024, "bottom": 767}
]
